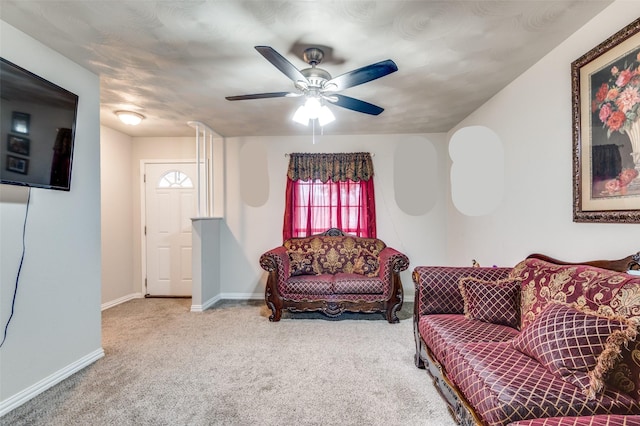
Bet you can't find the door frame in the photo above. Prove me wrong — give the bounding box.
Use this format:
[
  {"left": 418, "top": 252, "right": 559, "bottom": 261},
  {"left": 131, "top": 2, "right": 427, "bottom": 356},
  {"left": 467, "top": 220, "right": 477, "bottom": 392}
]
[{"left": 139, "top": 159, "right": 199, "bottom": 296}]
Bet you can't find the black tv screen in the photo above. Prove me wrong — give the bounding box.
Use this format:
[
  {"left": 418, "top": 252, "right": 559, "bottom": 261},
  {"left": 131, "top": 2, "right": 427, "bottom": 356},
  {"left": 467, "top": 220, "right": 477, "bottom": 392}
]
[{"left": 1, "top": 57, "right": 79, "bottom": 191}]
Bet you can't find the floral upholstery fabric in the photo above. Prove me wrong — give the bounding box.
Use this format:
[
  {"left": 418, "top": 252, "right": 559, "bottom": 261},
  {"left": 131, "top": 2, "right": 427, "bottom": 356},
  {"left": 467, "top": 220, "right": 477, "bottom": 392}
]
[
  {"left": 511, "top": 302, "right": 637, "bottom": 399},
  {"left": 507, "top": 414, "right": 640, "bottom": 426},
  {"left": 288, "top": 251, "right": 317, "bottom": 276},
  {"left": 509, "top": 258, "right": 640, "bottom": 330},
  {"left": 446, "top": 341, "right": 639, "bottom": 426},
  {"left": 413, "top": 266, "right": 512, "bottom": 315},
  {"left": 459, "top": 277, "right": 521, "bottom": 328},
  {"left": 284, "top": 236, "right": 385, "bottom": 277}
]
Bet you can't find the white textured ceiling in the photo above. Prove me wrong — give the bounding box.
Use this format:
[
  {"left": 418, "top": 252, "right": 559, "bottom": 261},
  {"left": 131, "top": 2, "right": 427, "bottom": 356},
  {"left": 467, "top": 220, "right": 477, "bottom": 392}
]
[{"left": 0, "top": 1, "right": 612, "bottom": 138}]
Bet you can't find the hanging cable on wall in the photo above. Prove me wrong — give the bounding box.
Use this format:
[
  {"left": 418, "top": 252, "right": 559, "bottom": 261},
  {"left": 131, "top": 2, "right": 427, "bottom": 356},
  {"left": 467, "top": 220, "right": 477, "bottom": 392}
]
[{"left": 0, "top": 187, "right": 31, "bottom": 348}]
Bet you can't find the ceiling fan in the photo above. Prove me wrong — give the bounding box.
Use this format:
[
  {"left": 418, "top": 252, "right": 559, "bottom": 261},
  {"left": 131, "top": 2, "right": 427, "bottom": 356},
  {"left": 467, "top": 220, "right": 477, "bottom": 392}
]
[{"left": 225, "top": 46, "right": 398, "bottom": 120}]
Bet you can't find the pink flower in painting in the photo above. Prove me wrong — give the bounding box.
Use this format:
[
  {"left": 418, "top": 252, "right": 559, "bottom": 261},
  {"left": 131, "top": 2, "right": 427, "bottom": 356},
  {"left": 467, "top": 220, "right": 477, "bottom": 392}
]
[
  {"left": 599, "top": 103, "right": 612, "bottom": 123},
  {"left": 616, "top": 69, "right": 634, "bottom": 87},
  {"left": 619, "top": 168, "right": 639, "bottom": 186},
  {"left": 615, "top": 86, "right": 640, "bottom": 113},
  {"left": 604, "top": 179, "right": 621, "bottom": 194},
  {"left": 593, "top": 53, "right": 640, "bottom": 135}
]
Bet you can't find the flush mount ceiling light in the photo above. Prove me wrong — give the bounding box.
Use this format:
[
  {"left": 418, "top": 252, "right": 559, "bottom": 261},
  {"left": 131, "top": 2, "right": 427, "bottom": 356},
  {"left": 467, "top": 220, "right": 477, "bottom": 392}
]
[{"left": 115, "top": 110, "right": 145, "bottom": 126}]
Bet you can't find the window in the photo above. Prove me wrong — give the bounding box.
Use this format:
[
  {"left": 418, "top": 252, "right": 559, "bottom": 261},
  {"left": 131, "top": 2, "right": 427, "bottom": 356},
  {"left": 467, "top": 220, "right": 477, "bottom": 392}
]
[
  {"left": 157, "top": 170, "right": 193, "bottom": 188},
  {"left": 283, "top": 153, "right": 376, "bottom": 240}
]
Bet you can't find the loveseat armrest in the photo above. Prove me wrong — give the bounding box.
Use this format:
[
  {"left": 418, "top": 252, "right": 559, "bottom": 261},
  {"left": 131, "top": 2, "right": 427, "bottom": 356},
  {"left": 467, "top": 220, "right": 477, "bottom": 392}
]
[
  {"left": 260, "top": 246, "right": 289, "bottom": 277},
  {"left": 412, "top": 266, "right": 512, "bottom": 316},
  {"left": 378, "top": 247, "right": 410, "bottom": 277}
]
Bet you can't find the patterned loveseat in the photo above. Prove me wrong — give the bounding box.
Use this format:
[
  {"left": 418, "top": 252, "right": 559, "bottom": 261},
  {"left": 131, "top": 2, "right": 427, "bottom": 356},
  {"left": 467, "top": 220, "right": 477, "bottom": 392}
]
[
  {"left": 413, "top": 253, "right": 640, "bottom": 426},
  {"left": 259, "top": 228, "right": 409, "bottom": 322}
]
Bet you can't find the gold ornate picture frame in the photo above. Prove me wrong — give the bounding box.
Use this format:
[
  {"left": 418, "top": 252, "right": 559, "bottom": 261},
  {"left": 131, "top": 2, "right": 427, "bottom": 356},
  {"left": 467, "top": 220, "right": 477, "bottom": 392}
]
[{"left": 572, "top": 17, "right": 640, "bottom": 223}]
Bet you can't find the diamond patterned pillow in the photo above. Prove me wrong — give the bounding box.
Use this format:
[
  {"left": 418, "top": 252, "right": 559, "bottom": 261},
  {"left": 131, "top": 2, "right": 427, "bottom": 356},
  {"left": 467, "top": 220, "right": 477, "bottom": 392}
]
[
  {"left": 458, "top": 277, "right": 521, "bottom": 328},
  {"left": 511, "top": 302, "right": 637, "bottom": 399}
]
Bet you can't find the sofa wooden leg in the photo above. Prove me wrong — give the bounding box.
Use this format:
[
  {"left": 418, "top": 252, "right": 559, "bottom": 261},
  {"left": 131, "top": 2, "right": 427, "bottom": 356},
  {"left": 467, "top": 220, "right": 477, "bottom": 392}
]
[{"left": 415, "top": 353, "right": 425, "bottom": 369}]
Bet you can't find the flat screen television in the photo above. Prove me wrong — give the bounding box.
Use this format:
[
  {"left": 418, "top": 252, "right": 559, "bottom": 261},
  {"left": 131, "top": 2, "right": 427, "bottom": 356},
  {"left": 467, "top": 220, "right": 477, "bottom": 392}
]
[{"left": 1, "top": 57, "right": 79, "bottom": 191}]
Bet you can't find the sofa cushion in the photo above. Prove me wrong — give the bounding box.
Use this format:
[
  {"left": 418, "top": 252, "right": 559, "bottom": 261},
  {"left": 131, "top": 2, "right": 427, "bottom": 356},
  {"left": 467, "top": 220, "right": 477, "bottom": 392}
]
[
  {"left": 606, "top": 339, "right": 640, "bottom": 401},
  {"left": 459, "top": 277, "right": 521, "bottom": 328},
  {"left": 447, "top": 341, "right": 639, "bottom": 426},
  {"left": 511, "top": 302, "right": 637, "bottom": 399},
  {"left": 333, "top": 273, "right": 385, "bottom": 294},
  {"left": 507, "top": 414, "right": 640, "bottom": 426},
  {"left": 283, "top": 274, "right": 333, "bottom": 295},
  {"left": 418, "top": 314, "right": 519, "bottom": 368},
  {"left": 509, "top": 258, "right": 640, "bottom": 330},
  {"left": 413, "top": 267, "right": 512, "bottom": 315},
  {"left": 288, "top": 251, "right": 317, "bottom": 276},
  {"left": 353, "top": 253, "right": 380, "bottom": 277}
]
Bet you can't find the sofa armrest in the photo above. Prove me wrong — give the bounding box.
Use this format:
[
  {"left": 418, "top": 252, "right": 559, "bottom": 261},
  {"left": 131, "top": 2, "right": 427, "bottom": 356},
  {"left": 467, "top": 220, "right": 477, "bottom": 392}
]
[{"left": 412, "top": 266, "right": 512, "bottom": 316}]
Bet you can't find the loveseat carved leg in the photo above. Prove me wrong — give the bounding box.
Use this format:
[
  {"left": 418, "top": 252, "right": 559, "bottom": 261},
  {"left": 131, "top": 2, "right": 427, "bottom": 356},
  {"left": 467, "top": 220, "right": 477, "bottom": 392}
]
[
  {"left": 267, "top": 302, "right": 282, "bottom": 322},
  {"left": 386, "top": 304, "right": 400, "bottom": 323}
]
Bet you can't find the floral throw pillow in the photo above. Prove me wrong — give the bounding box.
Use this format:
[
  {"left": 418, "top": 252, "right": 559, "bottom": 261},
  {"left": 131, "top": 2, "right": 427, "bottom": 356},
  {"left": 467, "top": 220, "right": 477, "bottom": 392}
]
[
  {"left": 511, "top": 302, "right": 637, "bottom": 399},
  {"left": 353, "top": 253, "right": 379, "bottom": 277},
  {"left": 458, "top": 277, "right": 521, "bottom": 328},
  {"left": 288, "top": 251, "right": 317, "bottom": 276}
]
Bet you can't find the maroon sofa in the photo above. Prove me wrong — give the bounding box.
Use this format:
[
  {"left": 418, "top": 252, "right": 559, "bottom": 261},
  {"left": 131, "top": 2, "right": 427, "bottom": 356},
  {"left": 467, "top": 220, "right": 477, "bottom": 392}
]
[
  {"left": 260, "top": 228, "right": 409, "bottom": 322},
  {"left": 413, "top": 253, "right": 640, "bottom": 426}
]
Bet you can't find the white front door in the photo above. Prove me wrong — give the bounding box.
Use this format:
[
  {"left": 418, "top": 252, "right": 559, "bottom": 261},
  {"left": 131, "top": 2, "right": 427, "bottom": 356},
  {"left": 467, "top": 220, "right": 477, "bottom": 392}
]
[{"left": 144, "top": 162, "right": 198, "bottom": 296}]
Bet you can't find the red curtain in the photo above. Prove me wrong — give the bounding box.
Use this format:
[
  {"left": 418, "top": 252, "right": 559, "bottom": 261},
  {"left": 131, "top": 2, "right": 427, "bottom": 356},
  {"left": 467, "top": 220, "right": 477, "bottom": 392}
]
[{"left": 283, "top": 178, "right": 376, "bottom": 240}]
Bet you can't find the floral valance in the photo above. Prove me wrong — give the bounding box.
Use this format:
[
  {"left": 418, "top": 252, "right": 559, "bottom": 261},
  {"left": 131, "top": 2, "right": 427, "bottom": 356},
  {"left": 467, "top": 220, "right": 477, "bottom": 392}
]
[{"left": 287, "top": 152, "right": 374, "bottom": 182}]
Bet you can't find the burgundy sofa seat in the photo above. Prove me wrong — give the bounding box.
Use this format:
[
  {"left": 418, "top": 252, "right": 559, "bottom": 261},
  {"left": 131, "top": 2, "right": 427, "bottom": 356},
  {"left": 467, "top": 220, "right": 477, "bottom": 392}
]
[
  {"left": 418, "top": 314, "right": 519, "bottom": 368},
  {"left": 447, "top": 341, "right": 639, "bottom": 426},
  {"left": 260, "top": 229, "right": 409, "bottom": 322},
  {"left": 508, "top": 415, "right": 640, "bottom": 426}
]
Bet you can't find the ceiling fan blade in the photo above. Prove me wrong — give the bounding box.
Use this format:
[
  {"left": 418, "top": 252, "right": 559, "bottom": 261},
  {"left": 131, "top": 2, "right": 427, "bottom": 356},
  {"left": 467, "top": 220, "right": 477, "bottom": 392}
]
[
  {"left": 255, "top": 46, "right": 309, "bottom": 85},
  {"left": 225, "top": 92, "right": 298, "bottom": 101},
  {"left": 328, "top": 94, "right": 384, "bottom": 115},
  {"left": 323, "top": 59, "right": 398, "bottom": 92}
]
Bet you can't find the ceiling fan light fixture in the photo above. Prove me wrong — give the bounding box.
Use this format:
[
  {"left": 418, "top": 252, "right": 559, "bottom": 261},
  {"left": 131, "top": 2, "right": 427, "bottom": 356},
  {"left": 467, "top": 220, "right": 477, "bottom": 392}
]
[
  {"left": 303, "top": 97, "right": 322, "bottom": 119},
  {"left": 115, "top": 110, "right": 145, "bottom": 126},
  {"left": 292, "top": 105, "right": 310, "bottom": 126},
  {"left": 317, "top": 105, "right": 335, "bottom": 126}
]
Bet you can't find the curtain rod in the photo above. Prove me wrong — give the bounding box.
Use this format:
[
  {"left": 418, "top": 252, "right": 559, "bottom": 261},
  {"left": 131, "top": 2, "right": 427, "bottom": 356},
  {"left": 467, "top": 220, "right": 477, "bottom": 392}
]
[{"left": 284, "top": 153, "right": 375, "bottom": 157}]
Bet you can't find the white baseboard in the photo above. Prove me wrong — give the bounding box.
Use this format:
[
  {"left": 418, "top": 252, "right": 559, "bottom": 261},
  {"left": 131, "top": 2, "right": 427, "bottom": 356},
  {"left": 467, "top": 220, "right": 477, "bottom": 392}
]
[
  {"left": 190, "top": 292, "right": 263, "bottom": 312},
  {"left": 0, "top": 348, "right": 105, "bottom": 417},
  {"left": 101, "top": 293, "right": 143, "bottom": 311},
  {"left": 219, "top": 292, "right": 263, "bottom": 300},
  {"left": 190, "top": 294, "right": 222, "bottom": 312}
]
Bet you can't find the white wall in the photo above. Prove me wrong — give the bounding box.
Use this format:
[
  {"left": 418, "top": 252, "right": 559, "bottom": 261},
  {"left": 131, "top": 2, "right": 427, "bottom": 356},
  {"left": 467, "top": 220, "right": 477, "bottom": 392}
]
[
  {"left": 222, "top": 133, "right": 449, "bottom": 299},
  {"left": 447, "top": 1, "right": 640, "bottom": 267},
  {"left": 100, "top": 126, "right": 135, "bottom": 307},
  {"left": 0, "top": 21, "right": 102, "bottom": 413}
]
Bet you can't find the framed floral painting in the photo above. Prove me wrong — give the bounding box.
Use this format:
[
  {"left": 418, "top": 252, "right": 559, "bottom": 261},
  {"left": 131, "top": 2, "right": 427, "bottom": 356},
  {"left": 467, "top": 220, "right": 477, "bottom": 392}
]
[{"left": 572, "top": 17, "right": 640, "bottom": 223}]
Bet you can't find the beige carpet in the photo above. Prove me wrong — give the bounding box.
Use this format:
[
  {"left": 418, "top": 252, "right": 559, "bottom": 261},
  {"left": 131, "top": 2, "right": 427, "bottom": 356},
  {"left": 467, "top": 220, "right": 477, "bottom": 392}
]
[{"left": 2, "top": 299, "right": 455, "bottom": 425}]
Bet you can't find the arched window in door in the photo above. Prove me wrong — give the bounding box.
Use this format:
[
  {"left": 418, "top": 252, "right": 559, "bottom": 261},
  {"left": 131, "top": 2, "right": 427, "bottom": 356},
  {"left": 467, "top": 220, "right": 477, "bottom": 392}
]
[{"left": 157, "top": 170, "right": 194, "bottom": 188}]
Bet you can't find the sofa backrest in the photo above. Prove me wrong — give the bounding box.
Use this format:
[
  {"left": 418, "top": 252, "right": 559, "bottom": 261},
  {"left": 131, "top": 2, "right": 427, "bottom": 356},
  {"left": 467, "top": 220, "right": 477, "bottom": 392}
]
[
  {"left": 509, "top": 257, "right": 640, "bottom": 329},
  {"left": 284, "top": 235, "right": 386, "bottom": 276},
  {"left": 509, "top": 257, "right": 640, "bottom": 401}
]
